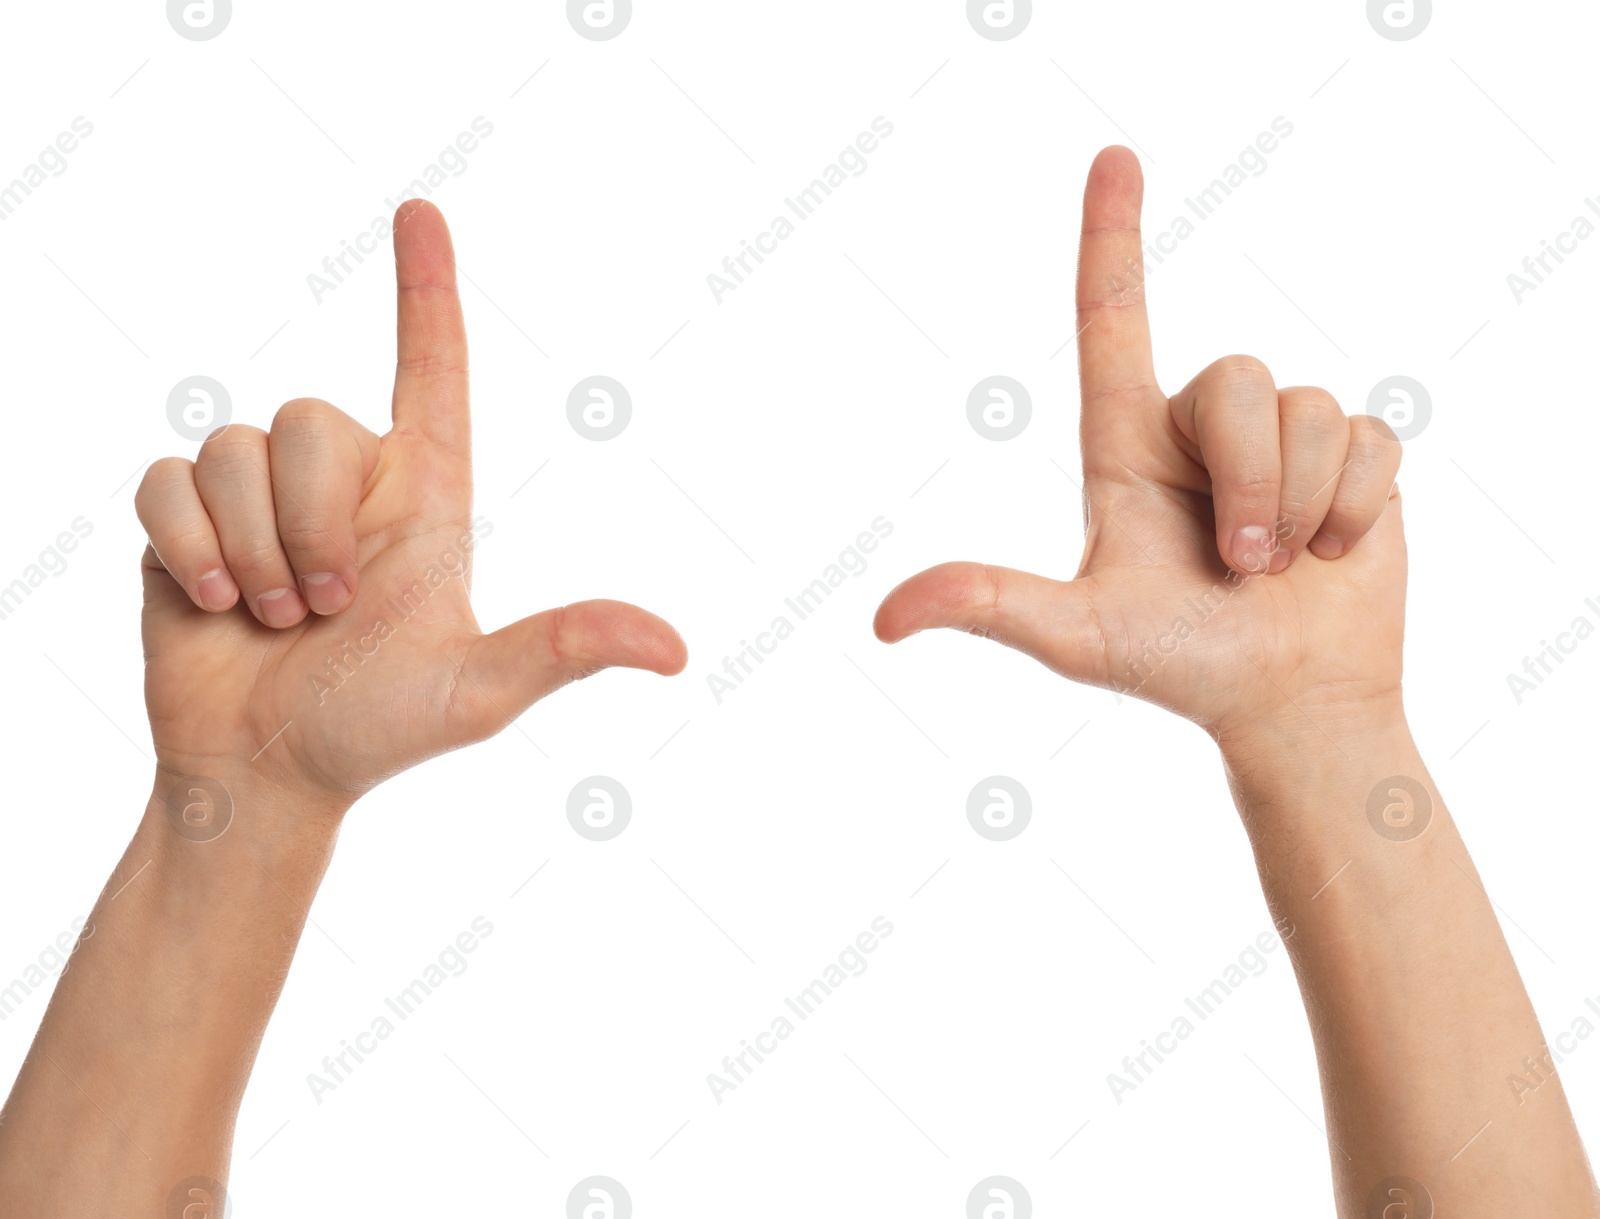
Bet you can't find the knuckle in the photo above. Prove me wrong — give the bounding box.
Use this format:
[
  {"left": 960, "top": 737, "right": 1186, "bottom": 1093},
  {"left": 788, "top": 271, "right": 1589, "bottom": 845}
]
[
  {"left": 1203, "top": 354, "right": 1274, "bottom": 393},
  {"left": 1350, "top": 412, "right": 1402, "bottom": 451},
  {"left": 972, "top": 564, "right": 1006, "bottom": 618},
  {"left": 397, "top": 349, "right": 469, "bottom": 380},
  {"left": 543, "top": 604, "right": 601, "bottom": 679},
  {"left": 197, "top": 424, "right": 267, "bottom": 467},
  {"left": 1279, "top": 387, "right": 1343, "bottom": 427},
  {"left": 1227, "top": 471, "right": 1280, "bottom": 506},
  {"left": 221, "top": 536, "right": 287, "bottom": 580},
  {"left": 275, "top": 514, "right": 328, "bottom": 542},
  {"left": 275, "top": 517, "right": 340, "bottom": 557},
  {"left": 1274, "top": 503, "right": 1319, "bottom": 545},
  {"left": 134, "top": 457, "right": 192, "bottom": 512},
  {"left": 545, "top": 604, "right": 577, "bottom": 665},
  {"left": 158, "top": 525, "right": 217, "bottom": 563},
  {"left": 272, "top": 397, "right": 336, "bottom": 435},
  {"left": 1347, "top": 419, "right": 1404, "bottom": 484},
  {"left": 1318, "top": 503, "right": 1361, "bottom": 536}
]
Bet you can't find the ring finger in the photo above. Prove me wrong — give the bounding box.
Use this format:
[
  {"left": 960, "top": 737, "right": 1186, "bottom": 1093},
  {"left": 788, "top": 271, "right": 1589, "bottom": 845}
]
[{"left": 1274, "top": 387, "right": 1350, "bottom": 572}]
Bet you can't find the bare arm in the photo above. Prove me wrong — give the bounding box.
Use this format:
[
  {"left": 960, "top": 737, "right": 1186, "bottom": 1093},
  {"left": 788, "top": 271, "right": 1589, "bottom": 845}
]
[
  {"left": 0, "top": 782, "right": 341, "bottom": 1211},
  {"left": 875, "top": 145, "right": 1595, "bottom": 1216},
  {"left": 1224, "top": 708, "right": 1593, "bottom": 1214},
  {"left": 0, "top": 200, "right": 685, "bottom": 1215}
]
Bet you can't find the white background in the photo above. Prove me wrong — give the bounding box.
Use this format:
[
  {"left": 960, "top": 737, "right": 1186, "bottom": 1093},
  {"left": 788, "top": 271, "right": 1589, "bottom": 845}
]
[{"left": 1, "top": 1, "right": 1597, "bottom": 1215}]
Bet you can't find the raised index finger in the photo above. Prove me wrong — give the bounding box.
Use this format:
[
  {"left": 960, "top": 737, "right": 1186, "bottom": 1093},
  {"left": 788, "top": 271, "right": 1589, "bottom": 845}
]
[
  {"left": 391, "top": 199, "right": 470, "bottom": 454},
  {"left": 1076, "top": 146, "right": 1159, "bottom": 407}
]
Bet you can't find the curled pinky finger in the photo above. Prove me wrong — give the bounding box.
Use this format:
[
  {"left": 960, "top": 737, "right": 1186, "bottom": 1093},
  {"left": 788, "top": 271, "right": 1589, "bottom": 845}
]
[
  {"left": 1307, "top": 416, "right": 1402, "bottom": 560},
  {"left": 134, "top": 458, "right": 239, "bottom": 612}
]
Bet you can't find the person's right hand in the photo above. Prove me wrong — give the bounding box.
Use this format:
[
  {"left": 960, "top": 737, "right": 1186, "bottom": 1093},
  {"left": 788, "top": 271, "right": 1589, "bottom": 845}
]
[
  {"left": 135, "top": 201, "right": 685, "bottom": 806},
  {"left": 875, "top": 147, "right": 1405, "bottom": 743}
]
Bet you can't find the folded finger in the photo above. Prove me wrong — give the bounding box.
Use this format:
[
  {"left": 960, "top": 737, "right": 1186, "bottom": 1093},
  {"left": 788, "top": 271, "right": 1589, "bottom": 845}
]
[
  {"left": 1275, "top": 387, "right": 1350, "bottom": 571},
  {"left": 1169, "top": 356, "right": 1283, "bottom": 576},
  {"left": 268, "top": 398, "right": 381, "bottom": 615},
  {"left": 1309, "top": 416, "right": 1403, "bottom": 560},
  {"left": 134, "top": 457, "right": 237, "bottom": 612},
  {"left": 194, "top": 425, "right": 307, "bottom": 629}
]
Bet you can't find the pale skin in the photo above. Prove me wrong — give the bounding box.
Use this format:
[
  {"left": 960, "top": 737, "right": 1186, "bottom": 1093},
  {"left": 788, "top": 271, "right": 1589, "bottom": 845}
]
[
  {"left": 875, "top": 147, "right": 1596, "bottom": 1215},
  {"left": 0, "top": 152, "right": 1592, "bottom": 1217}
]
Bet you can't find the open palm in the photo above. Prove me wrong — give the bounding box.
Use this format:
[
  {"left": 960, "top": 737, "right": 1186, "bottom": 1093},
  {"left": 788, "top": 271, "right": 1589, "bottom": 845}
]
[
  {"left": 136, "top": 202, "right": 685, "bottom": 802},
  {"left": 875, "top": 148, "right": 1405, "bottom": 739}
]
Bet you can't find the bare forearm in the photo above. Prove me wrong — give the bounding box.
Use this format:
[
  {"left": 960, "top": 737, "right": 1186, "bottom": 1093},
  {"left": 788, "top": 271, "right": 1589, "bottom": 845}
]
[
  {"left": 0, "top": 771, "right": 343, "bottom": 1214},
  {"left": 1222, "top": 706, "right": 1595, "bottom": 1216}
]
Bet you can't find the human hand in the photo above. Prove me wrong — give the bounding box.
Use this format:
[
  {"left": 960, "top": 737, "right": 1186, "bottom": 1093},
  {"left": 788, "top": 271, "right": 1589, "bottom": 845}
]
[
  {"left": 135, "top": 202, "right": 686, "bottom": 807},
  {"left": 874, "top": 148, "right": 1404, "bottom": 741}
]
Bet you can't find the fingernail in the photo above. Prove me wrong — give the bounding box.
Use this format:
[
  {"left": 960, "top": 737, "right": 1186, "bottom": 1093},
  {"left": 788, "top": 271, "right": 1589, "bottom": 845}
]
[
  {"left": 257, "top": 587, "right": 307, "bottom": 628},
  {"left": 301, "top": 572, "right": 351, "bottom": 615},
  {"left": 1267, "top": 546, "right": 1292, "bottom": 575},
  {"left": 196, "top": 568, "right": 237, "bottom": 611},
  {"left": 1312, "top": 535, "right": 1345, "bottom": 560},
  {"left": 1231, "top": 526, "right": 1272, "bottom": 574}
]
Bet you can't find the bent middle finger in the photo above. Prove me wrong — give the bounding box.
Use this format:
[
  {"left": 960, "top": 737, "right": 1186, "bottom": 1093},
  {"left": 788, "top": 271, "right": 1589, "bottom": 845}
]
[{"left": 194, "top": 425, "right": 308, "bottom": 629}]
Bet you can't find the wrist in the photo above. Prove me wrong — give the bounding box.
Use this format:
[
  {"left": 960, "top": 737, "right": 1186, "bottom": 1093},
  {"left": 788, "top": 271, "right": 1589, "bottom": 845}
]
[
  {"left": 1210, "top": 697, "right": 1460, "bottom": 966},
  {"left": 114, "top": 774, "right": 345, "bottom": 991},
  {"left": 150, "top": 754, "right": 355, "bottom": 839},
  {"left": 4, "top": 767, "right": 350, "bottom": 1190},
  {"left": 1214, "top": 694, "right": 1430, "bottom": 851},
  {"left": 141, "top": 764, "right": 349, "bottom": 902},
  {"left": 1214, "top": 690, "right": 1410, "bottom": 782}
]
